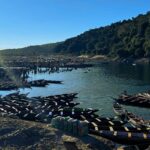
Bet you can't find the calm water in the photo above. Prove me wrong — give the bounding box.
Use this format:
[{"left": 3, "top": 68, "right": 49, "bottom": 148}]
[{"left": 1, "top": 64, "right": 150, "bottom": 119}]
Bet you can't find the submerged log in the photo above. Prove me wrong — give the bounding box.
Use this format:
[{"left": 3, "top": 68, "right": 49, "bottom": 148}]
[{"left": 28, "top": 79, "right": 62, "bottom": 87}]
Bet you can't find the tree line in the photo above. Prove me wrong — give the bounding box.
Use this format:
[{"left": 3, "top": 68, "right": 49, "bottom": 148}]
[{"left": 1, "top": 11, "right": 150, "bottom": 59}]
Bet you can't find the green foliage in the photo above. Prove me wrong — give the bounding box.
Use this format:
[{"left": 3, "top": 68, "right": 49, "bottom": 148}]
[
  {"left": 54, "top": 11, "right": 150, "bottom": 58},
  {"left": 117, "top": 49, "right": 130, "bottom": 58},
  {"left": 0, "top": 43, "right": 60, "bottom": 56},
  {"left": 1, "top": 11, "right": 150, "bottom": 59},
  {"left": 144, "top": 40, "right": 150, "bottom": 57}
]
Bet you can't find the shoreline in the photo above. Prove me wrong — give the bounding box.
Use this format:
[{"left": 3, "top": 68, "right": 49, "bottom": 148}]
[
  {"left": 77, "top": 55, "right": 150, "bottom": 65},
  {"left": 0, "top": 54, "right": 150, "bottom": 66},
  {"left": 0, "top": 56, "right": 149, "bottom": 150},
  {"left": 0, "top": 115, "right": 114, "bottom": 150}
]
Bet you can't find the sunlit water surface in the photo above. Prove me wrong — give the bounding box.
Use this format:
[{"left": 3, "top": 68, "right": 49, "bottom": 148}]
[{"left": 1, "top": 64, "right": 150, "bottom": 119}]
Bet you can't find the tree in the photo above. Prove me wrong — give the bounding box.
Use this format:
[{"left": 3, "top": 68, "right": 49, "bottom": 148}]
[{"left": 117, "top": 49, "right": 129, "bottom": 58}]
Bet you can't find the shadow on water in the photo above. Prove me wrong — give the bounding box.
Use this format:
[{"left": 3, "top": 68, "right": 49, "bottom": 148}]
[
  {"left": 98, "top": 63, "right": 150, "bottom": 85},
  {"left": 0, "top": 64, "right": 150, "bottom": 119}
]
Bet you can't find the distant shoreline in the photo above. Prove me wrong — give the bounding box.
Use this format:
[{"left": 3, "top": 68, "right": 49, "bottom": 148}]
[
  {"left": 0, "top": 54, "right": 150, "bottom": 65},
  {"left": 77, "top": 55, "right": 150, "bottom": 65}
]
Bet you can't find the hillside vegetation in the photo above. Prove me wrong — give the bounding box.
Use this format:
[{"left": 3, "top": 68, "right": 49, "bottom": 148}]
[
  {"left": 1, "top": 11, "right": 150, "bottom": 58},
  {"left": 0, "top": 43, "right": 60, "bottom": 56}
]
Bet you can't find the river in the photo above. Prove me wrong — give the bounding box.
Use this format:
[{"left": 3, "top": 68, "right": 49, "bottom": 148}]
[{"left": 1, "top": 63, "right": 150, "bottom": 119}]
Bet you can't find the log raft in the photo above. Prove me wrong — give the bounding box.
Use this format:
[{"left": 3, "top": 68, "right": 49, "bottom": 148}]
[{"left": 114, "top": 92, "right": 150, "bottom": 108}]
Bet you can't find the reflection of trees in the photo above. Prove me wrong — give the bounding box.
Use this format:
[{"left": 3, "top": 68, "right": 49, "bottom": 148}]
[{"left": 100, "top": 64, "right": 150, "bottom": 84}]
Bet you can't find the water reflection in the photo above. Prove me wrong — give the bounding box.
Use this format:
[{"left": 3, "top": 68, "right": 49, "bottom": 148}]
[
  {"left": 0, "top": 64, "right": 150, "bottom": 119},
  {"left": 98, "top": 63, "right": 150, "bottom": 85}
]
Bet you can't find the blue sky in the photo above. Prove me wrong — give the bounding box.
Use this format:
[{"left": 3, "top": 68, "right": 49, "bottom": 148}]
[{"left": 0, "top": 0, "right": 150, "bottom": 49}]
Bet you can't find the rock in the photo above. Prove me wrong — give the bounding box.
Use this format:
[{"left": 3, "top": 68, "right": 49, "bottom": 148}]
[{"left": 62, "top": 135, "right": 78, "bottom": 143}]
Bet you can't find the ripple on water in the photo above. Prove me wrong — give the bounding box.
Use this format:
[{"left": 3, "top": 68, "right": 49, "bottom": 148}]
[{"left": 1, "top": 64, "right": 150, "bottom": 119}]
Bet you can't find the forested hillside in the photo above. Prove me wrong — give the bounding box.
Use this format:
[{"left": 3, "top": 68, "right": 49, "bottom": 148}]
[
  {"left": 1, "top": 11, "right": 150, "bottom": 58},
  {"left": 0, "top": 43, "right": 60, "bottom": 56}
]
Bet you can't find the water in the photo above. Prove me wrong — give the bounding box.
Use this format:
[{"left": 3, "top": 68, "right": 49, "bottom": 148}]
[{"left": 1, "top": 63, "right": 150, "bottom": 119}]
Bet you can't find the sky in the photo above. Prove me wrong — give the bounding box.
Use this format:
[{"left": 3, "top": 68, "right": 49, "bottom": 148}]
[{"left": 0, "top": 0, "right": 150, "bottom": 50}]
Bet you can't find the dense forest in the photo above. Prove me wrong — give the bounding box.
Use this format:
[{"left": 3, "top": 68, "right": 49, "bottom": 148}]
[{"left": 1, "top": 11, "right": 150, "bottom": 58}]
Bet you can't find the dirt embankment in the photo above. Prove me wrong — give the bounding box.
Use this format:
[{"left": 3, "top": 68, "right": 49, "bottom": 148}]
[{"left": 0, "top": 116, "right": 114, "bottom": 150}]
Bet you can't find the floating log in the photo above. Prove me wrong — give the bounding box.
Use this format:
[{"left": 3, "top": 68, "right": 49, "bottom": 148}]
[
  {"left": 127, "top": 112, "right": 150, "bottom": 128},
  {"left": 90, "top": 130, "right": 150, "bottom": 145},
  {"left": 28, "top": 79, "right": 62, "bottom": 87},
  {"left": 113, "top": 102, "right": 150, "bottom": 129},
  {"left": 114, "top": 92, "right": 150, "bottom": 108},
  {"left": 113, "top": 102, "right": 127, "bottom": 117}
]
